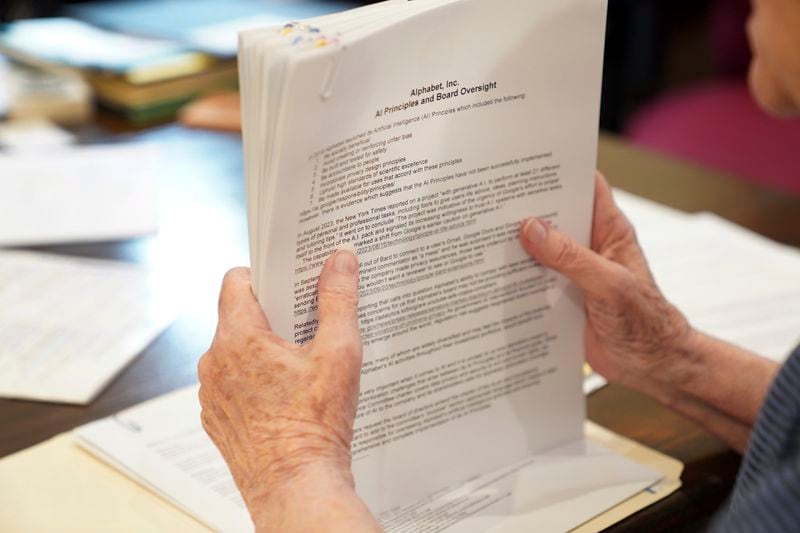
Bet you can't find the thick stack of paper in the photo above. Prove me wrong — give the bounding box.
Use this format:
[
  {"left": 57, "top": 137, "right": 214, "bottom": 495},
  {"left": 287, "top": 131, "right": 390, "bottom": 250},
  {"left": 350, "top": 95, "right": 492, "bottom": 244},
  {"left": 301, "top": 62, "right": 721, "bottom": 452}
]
[
  {"left": 239, "top": 0, "right": 613, "bottom": 518},
  {"left": 0, "top": 143, "right": 159, "bottom": 246},
  {"left": 0, "top": 250, "right": 177, "bottom": 403},
  {"left": 584, "top": 191, "right": 800, "bottom": 394},
  {"left": 69, "top": 385, "right": 677, "bottom": 533}
]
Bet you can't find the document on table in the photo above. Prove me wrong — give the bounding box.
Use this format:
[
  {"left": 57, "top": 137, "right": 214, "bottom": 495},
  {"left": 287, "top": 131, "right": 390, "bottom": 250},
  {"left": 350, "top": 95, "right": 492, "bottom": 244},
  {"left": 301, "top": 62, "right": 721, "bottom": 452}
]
[
  {"left": 0, "top": 118, "right": 76, "bottom": 151},
  {"left": 74, "top": 385, "right": 667, "bottom": 533},
  {"left": 584, "top": 191, "right": 800, "bottom": 394},
  {"left": 643, "top": 212, "right": 800, "bottom": 362},
  {"left": 0, "top": 250, "right": 177, "bottom": 404},
  {"left": 0, "top": 143, "right": 159, "bottom": 246}
]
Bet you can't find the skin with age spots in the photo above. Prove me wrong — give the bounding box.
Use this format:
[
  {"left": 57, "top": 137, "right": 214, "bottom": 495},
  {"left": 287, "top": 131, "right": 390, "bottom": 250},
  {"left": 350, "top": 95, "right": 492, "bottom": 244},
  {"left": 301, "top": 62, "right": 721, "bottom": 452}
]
[
  {"left": 520, "top": 175, "right": 692, "bottom": 386},
  {"left": 198, "top": 254, "right": 380, "bottom": 533},
  {"left": 522, "top": 174, "right": 776, "bottom": 452}
]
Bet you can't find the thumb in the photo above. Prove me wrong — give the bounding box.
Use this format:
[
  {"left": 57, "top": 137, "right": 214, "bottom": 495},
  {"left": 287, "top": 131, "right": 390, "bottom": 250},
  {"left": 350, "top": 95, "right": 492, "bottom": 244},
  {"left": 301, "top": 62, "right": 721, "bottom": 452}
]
[
  {"left": 520, "top": 218, "right": 620, "bottom": 296},
  {"left": 314, "top": 246, "right": 362, "bottom": 347}
]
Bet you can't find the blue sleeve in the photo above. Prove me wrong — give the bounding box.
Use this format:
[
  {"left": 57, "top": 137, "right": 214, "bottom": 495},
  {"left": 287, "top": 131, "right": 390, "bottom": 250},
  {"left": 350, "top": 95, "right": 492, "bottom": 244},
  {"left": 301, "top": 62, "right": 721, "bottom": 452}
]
[
  {"left": 710, "top": 456, "right": 800, "bottom": 532},
  {"left": 710, "top": 345, "right": 800, "bottom": 532}
]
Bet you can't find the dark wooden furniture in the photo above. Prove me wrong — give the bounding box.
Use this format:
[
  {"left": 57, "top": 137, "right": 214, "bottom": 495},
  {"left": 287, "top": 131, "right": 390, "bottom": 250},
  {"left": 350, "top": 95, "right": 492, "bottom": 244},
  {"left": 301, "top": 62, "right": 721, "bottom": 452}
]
[{"left": 2, "top": 126, "right": 799, "bottom": 531}]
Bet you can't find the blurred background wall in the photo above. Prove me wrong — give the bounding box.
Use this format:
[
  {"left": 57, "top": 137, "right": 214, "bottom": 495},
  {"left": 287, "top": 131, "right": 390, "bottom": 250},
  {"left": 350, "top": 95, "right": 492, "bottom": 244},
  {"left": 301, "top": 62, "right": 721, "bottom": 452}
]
[
  {"left": 3, "top": 0, "right": 798, "bottom": 193},
  {"left": 0, "top": 0, "right": 737, "bottom": 131}
]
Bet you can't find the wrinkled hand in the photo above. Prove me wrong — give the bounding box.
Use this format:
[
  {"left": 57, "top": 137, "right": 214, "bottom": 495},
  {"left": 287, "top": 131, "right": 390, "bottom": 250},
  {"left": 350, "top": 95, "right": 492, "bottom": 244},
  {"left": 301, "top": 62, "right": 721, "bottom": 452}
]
[
  {"left": 519, "top": 173, "right": 692, "bottom": 387},
  {"left": 198, "top": 249, "right": 364, "bottom": 525}
]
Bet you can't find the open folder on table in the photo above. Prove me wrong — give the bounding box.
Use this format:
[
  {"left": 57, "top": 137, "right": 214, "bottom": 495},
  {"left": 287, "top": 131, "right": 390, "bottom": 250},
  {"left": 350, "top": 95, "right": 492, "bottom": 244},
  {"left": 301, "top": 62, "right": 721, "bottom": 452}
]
[{"left": 0, "top": 385, "right": 682, "bottom": 533}]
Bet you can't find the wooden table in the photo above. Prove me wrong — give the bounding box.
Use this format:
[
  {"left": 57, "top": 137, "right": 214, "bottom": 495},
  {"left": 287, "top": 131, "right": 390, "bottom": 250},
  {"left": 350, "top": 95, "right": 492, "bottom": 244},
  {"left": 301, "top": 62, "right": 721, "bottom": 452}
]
[{"left": 2, "top": 127, "right": 799, "bottom": 531}]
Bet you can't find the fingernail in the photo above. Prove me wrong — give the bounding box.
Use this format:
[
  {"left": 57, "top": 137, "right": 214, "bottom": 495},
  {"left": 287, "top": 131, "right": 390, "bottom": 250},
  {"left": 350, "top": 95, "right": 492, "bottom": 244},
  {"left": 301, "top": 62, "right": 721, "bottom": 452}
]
[
  {"left": 334, "top": 248, "right": 358, "bottom": 274},
  {"left": 524, "top": 218, "right": 548, "bottom": 244}
]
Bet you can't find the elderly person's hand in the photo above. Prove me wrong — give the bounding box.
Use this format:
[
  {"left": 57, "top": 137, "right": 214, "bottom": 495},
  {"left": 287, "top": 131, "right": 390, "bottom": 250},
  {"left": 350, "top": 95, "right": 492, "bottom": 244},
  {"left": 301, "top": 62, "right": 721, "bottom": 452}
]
[
  {"left": 520, "top": 172, "right": 778, "bottom": 452},
  {"left": 520, "top": 173, "right": 691, "bottom": 387},
  {"left": 198, "top": 249, "right": 379, "bottom": 532}
]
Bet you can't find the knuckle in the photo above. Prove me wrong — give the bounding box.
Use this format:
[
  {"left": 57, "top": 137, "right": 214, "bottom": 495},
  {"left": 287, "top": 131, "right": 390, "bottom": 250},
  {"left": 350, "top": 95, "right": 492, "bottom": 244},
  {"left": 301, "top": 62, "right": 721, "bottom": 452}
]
[
  {"left": 218, "top": 267, "right": 250, "bottom": 307},
  {"left": 245, "top": 330, "right": 284, "bottom": 355},
  {"left": 553, "top": 237, "right": 580, "bottom": 266},
  {"left": 198, "top": 385, "right": 211, "bottom": 409},
  {"left": 607, "top": 270, "right": 638, "bottom": 303},
  {"left": 611, "top": 271, "right": 633, "bottom": 296},
  {"left": 200, "top": 409, "right": 214, "bottom": 433},
  {"left": 197, "top": 352, "right": 214, "bottom": 382},
  {"left": 223, "top": 267, "right": 248, "bottom": 284},
  {"left": 622, "top": 220, "right": 639, "bottom": 245},
  {"left": 610, "top": 211, "right": 638, "bottom": 244}
]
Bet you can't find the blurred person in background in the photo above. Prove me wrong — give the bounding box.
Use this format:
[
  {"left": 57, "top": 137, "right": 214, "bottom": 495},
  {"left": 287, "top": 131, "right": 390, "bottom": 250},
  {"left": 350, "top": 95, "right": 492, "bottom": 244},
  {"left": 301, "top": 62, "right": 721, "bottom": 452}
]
[{"left": 198, "top": 0, "right": 800, "bottom": 531}]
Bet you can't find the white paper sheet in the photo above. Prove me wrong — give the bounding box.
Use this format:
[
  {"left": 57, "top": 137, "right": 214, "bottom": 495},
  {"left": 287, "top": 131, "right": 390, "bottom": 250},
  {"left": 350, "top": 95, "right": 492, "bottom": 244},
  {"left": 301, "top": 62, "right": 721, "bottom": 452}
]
[
  {"left": 0, "top": 143, "right": 159, "bottom": 246},
  {"left": 0, "top": 18, "right": 184, "bottom": 71},
  {"left": 583, "top": 192, "right": 800, "bottom": 394},
  {"left": 614, "top": 191, "right": 800, "bottom": 362},
  {"left": 75, "top": 385, "right": 662, "bottom": 533},
  {"left": 613, "top": 189, "right": 695, "bottom": 241},
  {"left": 187, "top": 14, "right": 289, "bottom": 56},
  {"left": 645, "top": 213, "right": 800, "bottom": 362},
  {"left": 0, "top": 250, "right": 177, "bottom": 403},
  {"left": 75, "top": 387, "right": 250, "bottom": 533},
  {"left": 0, "top": 118, "right": 76, "bottom": 151},
  {"left": 583, "top": 371, "right": 608, "bottom": 395}
]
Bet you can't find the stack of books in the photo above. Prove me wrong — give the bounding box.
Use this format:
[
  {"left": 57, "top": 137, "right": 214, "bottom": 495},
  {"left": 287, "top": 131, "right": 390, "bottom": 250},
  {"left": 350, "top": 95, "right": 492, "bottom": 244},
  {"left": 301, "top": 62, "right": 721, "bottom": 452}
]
[
  {"left": 0, "top": 1, "right": 360, "bottom": 124},
  {"left": 0, "top": 18, "right": 238, "bottom": 123},
  {"left": 86, "top": 56, "right": 239, "bottom": 123}
]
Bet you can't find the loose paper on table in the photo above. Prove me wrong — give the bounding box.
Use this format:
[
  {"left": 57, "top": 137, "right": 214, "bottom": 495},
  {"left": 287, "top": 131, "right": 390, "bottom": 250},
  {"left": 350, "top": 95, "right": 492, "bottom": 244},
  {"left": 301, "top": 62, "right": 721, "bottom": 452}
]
[
  {"left": 72, "top": 385, "right": 673, "bottom": 533},
  {"left": 0, "top": 143, "right": 159, "bottom": 246},
  {"left": 0, "top": 250, "right": 176, "bottom": 404},
  {"left": 585, "top": 191, "right": 800, "bottom": 394}
]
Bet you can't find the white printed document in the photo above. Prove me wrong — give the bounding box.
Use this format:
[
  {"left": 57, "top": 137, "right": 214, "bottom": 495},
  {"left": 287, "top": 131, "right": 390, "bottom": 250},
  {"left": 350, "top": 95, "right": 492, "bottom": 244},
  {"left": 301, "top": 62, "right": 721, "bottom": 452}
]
[
  {"left": 75, "top": 387, "right": 251, "bottom": 533},
  {"left": 0, "top": 143, "right": 159, "bottom": 246},
  {"left": 240, "top": 0, "right": 609, "bottom": 514},
  {"left": 74, "top": 385, "right": 666, "bottom": 533},
  {"left": 0, "top": 250, "right": 177, "bottom": 403}
]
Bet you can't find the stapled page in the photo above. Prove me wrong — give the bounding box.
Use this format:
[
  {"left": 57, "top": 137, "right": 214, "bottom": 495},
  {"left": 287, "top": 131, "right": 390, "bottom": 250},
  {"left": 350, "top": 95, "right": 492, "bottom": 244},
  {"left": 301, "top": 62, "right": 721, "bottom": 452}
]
[
  {"left": 250, "top": 0, "right": 608, "bottom": 513},
  {"left": 239, "top": 0, "right": 449, "bottom": 281}
]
